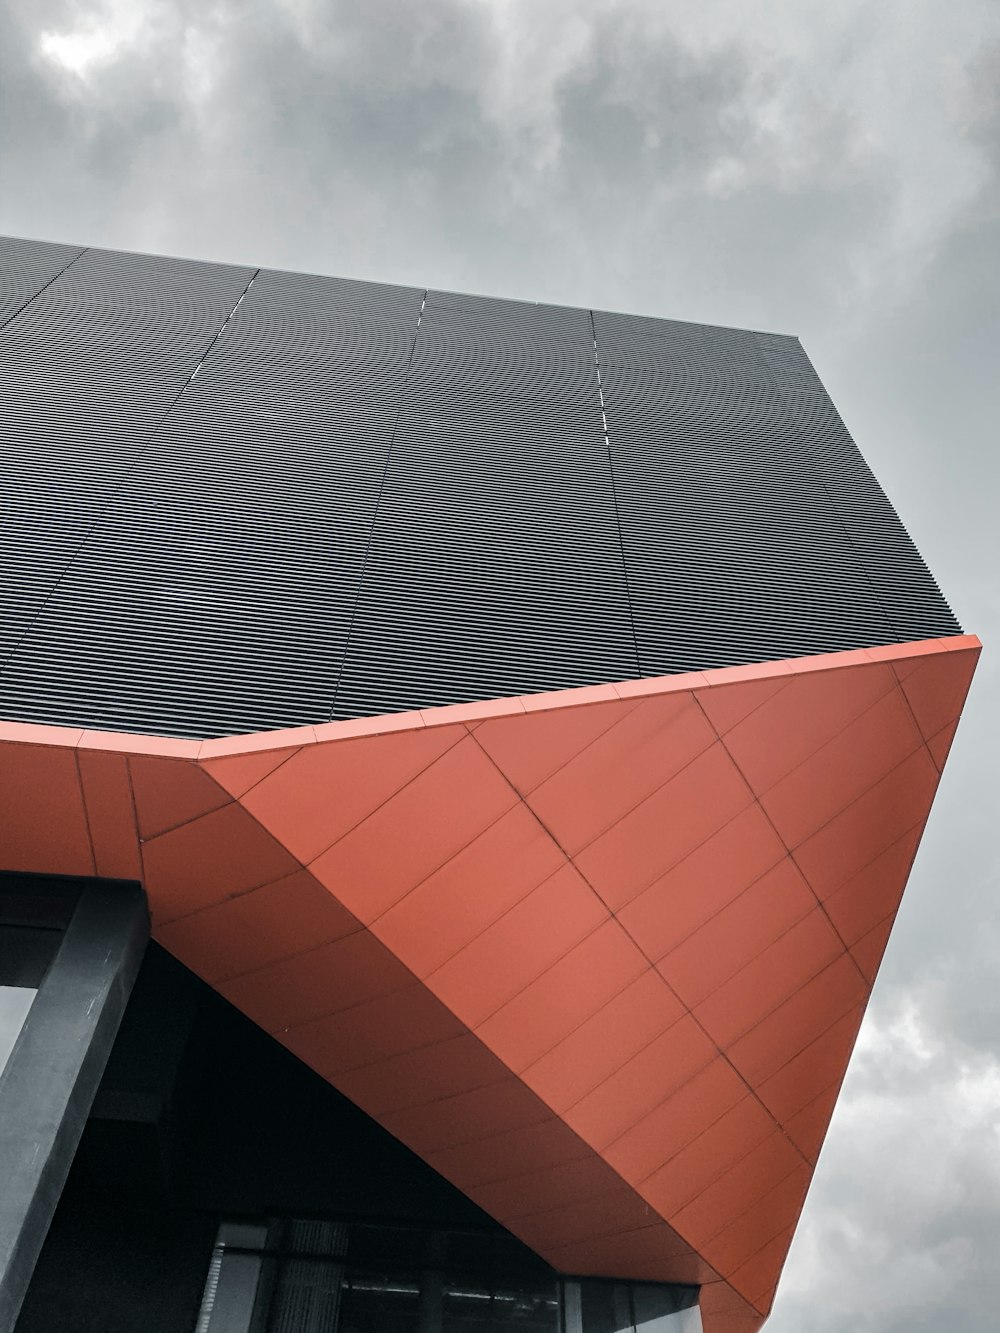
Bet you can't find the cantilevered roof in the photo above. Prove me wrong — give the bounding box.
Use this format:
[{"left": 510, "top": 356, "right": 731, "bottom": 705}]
[{"left": 0, "top": 636, "right": 979, "bottom": 1332}]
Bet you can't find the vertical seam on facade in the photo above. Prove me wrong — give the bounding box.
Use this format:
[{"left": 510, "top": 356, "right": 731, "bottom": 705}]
[
  {"left": 0, "top": 245, "right": 87, "bottom": 336},
  {"left": 782, "top": 336, "right": 900, "bottom": 646},
  {"left": 0, "top": 267, "right": 260, "bottom": 678},
  {"left": 328, "top": 289, "right": 427, "bottom": 720},
  {"left": 590, "top": 310, "right": 642, "bottom": 678}
]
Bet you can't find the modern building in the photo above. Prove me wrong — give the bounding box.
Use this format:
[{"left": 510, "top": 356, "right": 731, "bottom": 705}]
[{"left": 0, "top": 235, "right": 979, "bottom": 1333}]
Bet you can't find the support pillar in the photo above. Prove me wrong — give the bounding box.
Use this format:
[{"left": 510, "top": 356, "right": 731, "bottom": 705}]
[{"left": 0, "top": 877, "right": 148, "bottom": 1331}]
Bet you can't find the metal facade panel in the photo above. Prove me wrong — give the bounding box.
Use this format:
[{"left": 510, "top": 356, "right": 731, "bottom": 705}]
[
  {"left": 592, "top": 311, "right": 930, "bottom": 676},
  {"left": 752, "top": 332, "right": 960, "bottom": 642},
  {"left": 333, "top": 289, "right": 638, "bottom": 718},
  {"left": 0, "top": 244, "right": 252, "bottom": 675},
  {"left": 0, "top": 237, "right": 83, "bottom": 327},
  {"left": 0, "top": 265, "right": 422, "bottom": 735},
  {"left": 0, "top": 238, "right": 961, "bottom": 737}
]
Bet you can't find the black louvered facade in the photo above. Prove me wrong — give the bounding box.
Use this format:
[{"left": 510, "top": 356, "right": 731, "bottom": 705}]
[{"left": 0, "top": 235, "right": 960, "bottom": 738}]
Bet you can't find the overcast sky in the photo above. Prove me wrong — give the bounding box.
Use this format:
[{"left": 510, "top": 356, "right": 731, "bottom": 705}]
[{"left": 2, "top": 2, "right": 998, "bottom": 1327}]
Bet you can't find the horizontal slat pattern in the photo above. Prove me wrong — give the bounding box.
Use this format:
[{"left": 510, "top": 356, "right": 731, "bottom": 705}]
[
  {"left": 0, "top": 245, "right": 253, "bottom": 674},
  {"left": 0, "top": 236, "right": 83, "bottom": 327},
  {"left": 753, "top": 333, "right": 959, "bottom": 642},
  {"left": 0, "top": 265, "right": 422, "bottom": 734},
  {"left": 0, "top": 237, "right": 961, "bottom": 737},
  {"left": 592, "top": 312, "right": 912, "bottom": 675},
  {"left": 333, "top": 290, "right": 637, "bottom": 717}
]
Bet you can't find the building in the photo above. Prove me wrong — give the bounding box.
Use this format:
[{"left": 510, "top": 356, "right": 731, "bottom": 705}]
[{"left": 0, "top": 235, "right": 979, "bottom": 1333}]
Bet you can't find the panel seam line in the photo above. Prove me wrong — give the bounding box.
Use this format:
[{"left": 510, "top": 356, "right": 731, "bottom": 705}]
[
  {"left": 328, "top": 289, "right": 427, "bottom": 720},
  {"left": 0, "top": 245, "right": 87, "bottom": 335},
  {"left": 781, "top": 338, "right": 900, "bottom": 645},
  {"left": 590, "top": 310, "right": 641, "bottom": 678},
  {"left": 0, "top": 265, "right": 261, "bottom": 679}
]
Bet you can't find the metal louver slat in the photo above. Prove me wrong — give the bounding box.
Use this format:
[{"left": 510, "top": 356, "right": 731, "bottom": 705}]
[
  {"left": 0, "top": 237, "right": 961, "bottom": 737},
  {"left": 332, "top": 291, "right": 637, "bottom": 719},
  {"left": 0, "top": 263, "right": 422, "bottom": 735}
]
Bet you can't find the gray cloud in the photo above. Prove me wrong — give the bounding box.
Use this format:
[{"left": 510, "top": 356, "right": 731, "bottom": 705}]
[{"left": 2, "top": 2, "right": 999, "bottom": 1327}]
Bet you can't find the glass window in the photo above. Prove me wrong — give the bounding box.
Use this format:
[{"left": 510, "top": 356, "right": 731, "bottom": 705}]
[
  {"left": 195, "top": 1223, "right": 270, "bottom": 1333},
  {"left": 0, "top": 923, "right": 62, "bottom": 986},
  {"left": 0, "top": 985, "right": 35, "bottom": 1079},
  {"left": 0, "top": 904, "right": 70, "bottom": 1080},
  {"left": 578, "top": 1282, "right": 633, "bottom": 1333},
  {"left": 632, "top": 1285, "right": 701, "bottom": 1333},
  {"left": 195, "top": 1219, "right": 699, "bottom": 1333},
  {"left": 267, "top": 1220, "right": 348, "bottom": 1333},
  {"left": 337, "top": 1273, "right": 420, "bottom": 1333},
  {"left": 442, "top": 1278, "right": 559, "bottom": 1332}
]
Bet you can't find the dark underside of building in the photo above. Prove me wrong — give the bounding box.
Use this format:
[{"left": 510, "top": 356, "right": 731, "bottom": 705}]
[
  {"left": 13, "top": 926, "right": 591, "bottom": 1333},
  {"left": 0, "top": 235, "right": 979, "bottom": 1333}
]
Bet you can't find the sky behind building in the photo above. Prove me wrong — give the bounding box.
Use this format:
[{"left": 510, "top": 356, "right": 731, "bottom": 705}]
[{"left": 1, "top": 3, "right": 997, "bottom": 1327}]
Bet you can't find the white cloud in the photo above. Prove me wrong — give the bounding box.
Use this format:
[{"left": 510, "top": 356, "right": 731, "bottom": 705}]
[
  {"left": 772, "top": 993, "right": 1000, "bottom": 1329},
  {"left": 38, "top": 0, "right": 150, "bottom": 82}
]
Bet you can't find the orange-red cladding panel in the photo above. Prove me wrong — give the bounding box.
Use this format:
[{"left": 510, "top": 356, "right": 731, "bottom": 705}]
[
  {"left": 702, "top": 1162, "right": 811, "bottom": 1288},
  {"left": 281, "top": 983, "right": 467, "bottom": 1078},
  {"left": 155, "top": 869, "right": 361, "bottom": 986},
  {"left": 899, "top": 645, "right": 979, "bottom": 738},
  {"left": 927, "top": 718, "right": 959, "bottom": 770},
  {"left": 638, "top": 1097, "right": 780, "bottom": 1221},
  {"left": 728, "top": 1226, "right": 795, "bottom": 1309},
  {"left": 693, "top": 675, "right": 789, "bottom": 736},
  {"left": 475, "top": 1154, "right": 627, "bottom": 1222},
  {"left": 754, "top": 1004, "right": 865, "bottom": 1125},
  {"left": 218, "top": 929, "right": 414, "bottom": 1033},
  {"left": 370, "top": 803, "right": 567, "bottom": 978},
  {"left": 309, "top": 735, "right": 519, "bottom": 924},
  {"left": 77, "top": 748, "right": 143, "bottom": 881},
  {"left": 523, "top": 692, "right": 714, "bottom": 854},
  {"left": 141, "top": 802, "right": 300, "bottom": 923},
  {"left": 425, "top": 864, "right": 609, "bottom": 1028},
  {"left": 427, "top": 1118, "right": 589, "bottom": 1190},
  {"left": 239, "top": 723, "right": 465, "bottom": 864},
  {"left": 562, "top": 1014, "right": 718, "bottom": 1148},
  {"left": 510, "top": 1181, "right": 676, "bottom": 1253},
  {"left": 128, "top": 755, "right": 229, "bottom": 840},
  {"left": 719, "top": 660, "right": 898, "bottom": 792},
  {"left": 655, "top": 857, "right": 816, "bottom": 1007},
  {"left": 617, "top": 804, "right": 787, "bottom": 962},
  {"left": 791, "top": 746, "right": 940, "bottom": 896},
  {"left": 851, "top": 914, "right": 898, "bottom": 982},
  {"left": 783, "top": 1081, "right": 844, "bottom": 1163},
  {"left": 332, "top": 1032, "right": 512, "bottom": 1120},
  {"left": 545, "top": 1224, "right": 715, "bottom": 1285},
  {"left": 820, "top": 825, "right": 924, "bottom": 943},
  {"left": 198, "top": 745, "right": 301, "bottom": 798},
  {"left": 723, "top": 955, "right": 869, "bottom": 1089},
  {"left": 382, "top": 1076, "right": 549, "bottom": 1155},
  {"left": 473, "top": 919, "right": 648, "bottom": 1073},
  {"left": 667, "top": 1130, "right": 806, "bottom": 1253},
  {"left": 0, "top": 740, "right": 93, "bottom": 876},
  {"left": 691, "top": 909, "right": 847, "bottom": 1051},
  {"left": 473, "top": 696, "right": 636, "bottom": 793},
  {"left": 521, "top": 969, "right": 686, "bottom": 1111},
  {"left": 757, "top": 686, "right": 924, "bottom": 847},
  {"left": 574, "top": 741, "right": 756, "bottom": 910},
  {"left": 602, "top": 1059, "right": 749, "bottom": 1184},
  {"left": 698, "top": 1279, "right": 767, "bottom": 1333}
]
